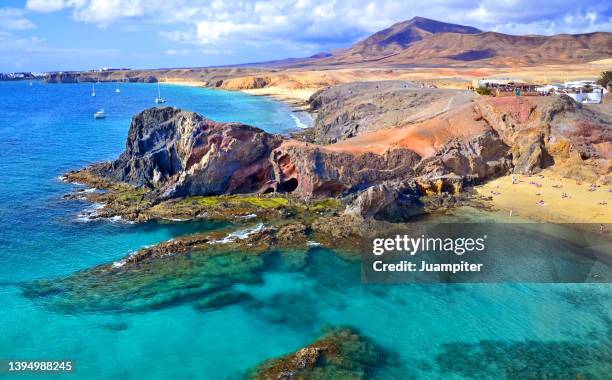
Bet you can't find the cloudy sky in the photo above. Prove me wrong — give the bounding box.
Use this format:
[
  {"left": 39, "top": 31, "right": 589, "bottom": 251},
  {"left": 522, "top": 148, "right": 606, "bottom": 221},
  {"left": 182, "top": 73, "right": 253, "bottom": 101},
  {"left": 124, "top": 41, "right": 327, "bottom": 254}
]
[{"left": 1, "top": 0, "right": 610, "bottom": 72}]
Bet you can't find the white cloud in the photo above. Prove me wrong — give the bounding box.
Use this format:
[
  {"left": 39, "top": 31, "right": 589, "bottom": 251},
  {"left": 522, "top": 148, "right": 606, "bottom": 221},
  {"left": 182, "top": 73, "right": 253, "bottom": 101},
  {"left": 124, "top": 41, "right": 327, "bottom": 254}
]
[
  {"left": 26, "top": 0, "right": 69, "bottom": 13},
  {"left": 72, "top": 0, "right": 143, "bottom": 25},
  {"left": 164, "top": 48, "right": 190, "bottom": 55},
  {"left": 21, "top": 0, "right": 612, "bottom": 54},
  {"left": 0, "top": 8, "right": 36, "bottom": 30}
]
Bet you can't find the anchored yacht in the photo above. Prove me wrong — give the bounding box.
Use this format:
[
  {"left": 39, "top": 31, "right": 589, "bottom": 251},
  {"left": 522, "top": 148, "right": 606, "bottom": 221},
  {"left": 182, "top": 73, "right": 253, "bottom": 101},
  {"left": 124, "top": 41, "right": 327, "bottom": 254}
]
[
  {"left": 155, "top": 82, "right": 165, "bottom": 104},
  {"left": 94, "top": 109, "right": 106, "bottom": 119}
]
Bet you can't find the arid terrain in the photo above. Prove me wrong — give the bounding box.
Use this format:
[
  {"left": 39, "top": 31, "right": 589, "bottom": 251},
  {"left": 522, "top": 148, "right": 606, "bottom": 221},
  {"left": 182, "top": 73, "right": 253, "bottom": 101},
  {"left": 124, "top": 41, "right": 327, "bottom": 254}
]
[{"left": 43, "top": 17, "right": 611, "bottom": 226}]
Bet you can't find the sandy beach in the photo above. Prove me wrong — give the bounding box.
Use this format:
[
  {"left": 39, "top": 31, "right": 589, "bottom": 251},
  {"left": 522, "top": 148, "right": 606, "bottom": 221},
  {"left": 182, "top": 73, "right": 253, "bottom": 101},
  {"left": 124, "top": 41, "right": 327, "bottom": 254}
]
[
  {"left": 163, "top": 79, "right": 206, "bottom": 87},
  {"left": 476, "top": 170, "right": 611, "bottom": 224},
  {"left": 242, "top": 87, "right": 317, "bottom": 106}
]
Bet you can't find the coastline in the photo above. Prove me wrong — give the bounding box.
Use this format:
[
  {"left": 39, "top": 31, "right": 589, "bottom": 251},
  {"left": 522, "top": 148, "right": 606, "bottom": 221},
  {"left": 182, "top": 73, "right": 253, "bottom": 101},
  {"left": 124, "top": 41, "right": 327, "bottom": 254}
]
[
  {"left": 164, "top": 78, "right": 316, "bottom": 117},
  {"left": 241, "top": 87, "right": 318, "bottom": 109},
  {"left": 153, "top": 80, "right": 610, "bottom": 228}
]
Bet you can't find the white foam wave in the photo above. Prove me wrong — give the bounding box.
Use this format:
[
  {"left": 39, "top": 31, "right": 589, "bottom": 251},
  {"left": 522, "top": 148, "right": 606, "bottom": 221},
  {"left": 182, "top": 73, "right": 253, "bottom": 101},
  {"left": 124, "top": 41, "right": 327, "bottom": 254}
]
[
  {"left": 163, "top": 217, "right": 189, "bottom": 222},
  {"left": 210, "top": 223, "right": 265, "bottom": 244},
  {"left": 75, "top": 202, "right": 105, "bottom": 222},
  {"left": 290, "top": 114, "right": 309, "bottom": 129}
]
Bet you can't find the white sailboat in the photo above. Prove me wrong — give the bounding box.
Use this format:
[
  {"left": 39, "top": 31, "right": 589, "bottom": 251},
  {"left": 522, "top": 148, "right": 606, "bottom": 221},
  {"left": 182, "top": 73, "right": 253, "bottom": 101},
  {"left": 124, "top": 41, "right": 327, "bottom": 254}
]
[
  {"left": 155, "top": 82, "right": 165, "bottom": 104},
  {"left": 91, "top": 83, "right": 96, "bottom": 97}
]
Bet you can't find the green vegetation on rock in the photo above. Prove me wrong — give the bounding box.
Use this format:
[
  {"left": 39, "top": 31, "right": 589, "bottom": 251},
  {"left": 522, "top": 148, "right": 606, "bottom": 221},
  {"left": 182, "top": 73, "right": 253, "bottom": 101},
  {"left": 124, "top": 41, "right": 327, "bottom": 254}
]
[
  {"left": 597, "top": 71, "right": 612, "bottom": 87},
  {"left": 475, "top": 86, "right": 492, "bottom": 96}
]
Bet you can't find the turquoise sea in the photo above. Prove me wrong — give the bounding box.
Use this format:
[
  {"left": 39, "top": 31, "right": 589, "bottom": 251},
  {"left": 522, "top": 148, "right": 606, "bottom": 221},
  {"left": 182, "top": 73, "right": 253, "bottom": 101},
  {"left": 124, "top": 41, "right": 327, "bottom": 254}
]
[{"left": 0, "top": 81, "right": 610, "bottom": 379}]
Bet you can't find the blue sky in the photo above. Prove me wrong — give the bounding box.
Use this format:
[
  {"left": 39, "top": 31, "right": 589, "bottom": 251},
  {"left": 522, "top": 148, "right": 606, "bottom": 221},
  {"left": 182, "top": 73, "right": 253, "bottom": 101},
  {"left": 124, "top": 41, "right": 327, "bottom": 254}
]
[{"left": 1, "top": 0, "right": 611, "bottom": 72}]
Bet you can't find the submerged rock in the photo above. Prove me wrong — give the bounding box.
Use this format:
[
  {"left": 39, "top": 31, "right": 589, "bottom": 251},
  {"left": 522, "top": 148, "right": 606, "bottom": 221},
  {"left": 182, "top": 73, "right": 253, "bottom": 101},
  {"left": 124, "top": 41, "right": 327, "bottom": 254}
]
[
  {"left": 21, "top": 222, "right": 317, "bottom": 313},
  {"left": 193, "top": 290, "right": 254, "bottom": 311},
  {"left": 249, "top": 327, "right": 383, "bottom": 380}
]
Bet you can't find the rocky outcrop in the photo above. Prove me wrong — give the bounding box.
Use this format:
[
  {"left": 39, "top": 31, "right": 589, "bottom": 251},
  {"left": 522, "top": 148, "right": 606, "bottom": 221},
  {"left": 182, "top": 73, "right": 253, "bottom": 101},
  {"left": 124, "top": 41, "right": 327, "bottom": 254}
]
[
  {"left": 250, "top": 327, "right": 383, "bottom": 380},
  {"left": 83, "top": 92, "right": 610, "bottom": 207},
  {"left": 344, "top": 180, "right": 423, "bottom": 220},
  {"left": 415, "top": 130, "right": 513, "bottom": 187},
  {"left": 479, "top": 95, "right": 612, "bottom": 176},
  {"left": 94, "top": 107, "right": 283, "bottom": 198},
  {"left": 87, "top": 107, "right": 425, "bottom": 199}
]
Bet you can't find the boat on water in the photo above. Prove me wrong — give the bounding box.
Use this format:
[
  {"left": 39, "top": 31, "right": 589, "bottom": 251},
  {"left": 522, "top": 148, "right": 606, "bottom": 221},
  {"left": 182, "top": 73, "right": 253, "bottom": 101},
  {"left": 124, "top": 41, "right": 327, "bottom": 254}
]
[
  {"left": 115, "top": 88, "right": 120, "bottom": 93},
  {"left": 94, "top": 109, "right": 106, "bottom": 119},
  {"left": 91, "top": 84, "right": 96, "bottom": 97},
  {"left": 155, "top": 82, "right": 165, "bottom": 104}
]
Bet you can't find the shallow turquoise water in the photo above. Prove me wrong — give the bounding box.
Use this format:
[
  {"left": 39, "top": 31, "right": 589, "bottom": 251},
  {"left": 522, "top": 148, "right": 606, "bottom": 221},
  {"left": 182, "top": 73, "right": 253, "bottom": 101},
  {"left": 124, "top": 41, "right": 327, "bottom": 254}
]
[{"left": 0, "top": 81, "right": 610, "bottom": 379}]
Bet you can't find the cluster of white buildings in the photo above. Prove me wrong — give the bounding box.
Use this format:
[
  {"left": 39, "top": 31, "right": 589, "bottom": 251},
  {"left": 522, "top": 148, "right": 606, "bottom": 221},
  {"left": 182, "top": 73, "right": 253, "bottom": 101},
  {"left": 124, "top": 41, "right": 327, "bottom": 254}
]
[
  {"left": 475, "top": 77, "right": 608, "bottom": 104},
  {"left": 535, "top": 80, "right": 608, "bottom": 104}
]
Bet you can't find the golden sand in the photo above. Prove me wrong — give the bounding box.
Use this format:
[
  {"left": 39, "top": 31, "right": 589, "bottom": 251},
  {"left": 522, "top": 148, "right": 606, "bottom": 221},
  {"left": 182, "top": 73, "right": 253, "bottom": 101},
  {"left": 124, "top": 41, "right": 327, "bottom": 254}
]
[
  {"left": 476, "top": 170, "right": 611, "bottom": 224},
  {"left": 163, "top": 79, "right": 206, "bottom": 87},
  {"left": 242, "top": 87, "right": 317, "bottom": 105}
]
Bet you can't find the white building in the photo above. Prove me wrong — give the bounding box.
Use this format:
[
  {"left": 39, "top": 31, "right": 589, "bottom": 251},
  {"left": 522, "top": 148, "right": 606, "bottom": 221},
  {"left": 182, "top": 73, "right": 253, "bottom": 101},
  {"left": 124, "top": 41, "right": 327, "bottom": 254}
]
[{"left": 535, "top": 79, "right": 607, "bottom": 104}]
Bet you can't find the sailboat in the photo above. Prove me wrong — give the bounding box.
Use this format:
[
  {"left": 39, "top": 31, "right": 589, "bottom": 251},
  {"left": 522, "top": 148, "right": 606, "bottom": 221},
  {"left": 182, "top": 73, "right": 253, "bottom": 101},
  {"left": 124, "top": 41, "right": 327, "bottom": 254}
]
[
  {"left": 155, "top": 82, "right": 165, "bottom": 104},
  {"left": 91, "top": 84, "right": 96, "bottom": 97}
]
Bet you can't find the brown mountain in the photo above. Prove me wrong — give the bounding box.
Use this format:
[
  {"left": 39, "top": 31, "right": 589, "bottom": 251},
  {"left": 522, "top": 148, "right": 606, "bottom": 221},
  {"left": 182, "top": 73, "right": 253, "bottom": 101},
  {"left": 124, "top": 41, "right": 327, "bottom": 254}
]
[
  {"left": 338, "top": 16, "right": 481, "bottom": 61},
  {"left": 299, "top": 17, "right": 612, "bottom": 67}
]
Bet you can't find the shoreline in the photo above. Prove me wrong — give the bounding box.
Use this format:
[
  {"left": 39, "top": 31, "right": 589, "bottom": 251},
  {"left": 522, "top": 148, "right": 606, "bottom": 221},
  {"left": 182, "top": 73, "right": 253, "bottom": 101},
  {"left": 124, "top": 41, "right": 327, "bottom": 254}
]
[
  {"left": 163, "top": 79, "right": 317, "bottom": 131},
  {"left": 162, "top": 79, "right": 318, "bottom": 108}
]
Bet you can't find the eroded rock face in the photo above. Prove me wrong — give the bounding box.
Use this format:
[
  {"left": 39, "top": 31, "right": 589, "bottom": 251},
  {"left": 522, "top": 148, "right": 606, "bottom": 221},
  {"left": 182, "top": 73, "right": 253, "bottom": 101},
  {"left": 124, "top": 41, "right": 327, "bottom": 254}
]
[
  {"left": 98, "top": 107, "right": 283, "bottom": 198},
  {"left": 270, "top": 143, "right": 421, "bottom": 197},
  {"left": 416, "top": 130, "right": 513, "bottom": 186},
  {"left": 344, "top": 180, "right": 423, "bottom": 220},
  {"left": 479, "top": 95, "right": 612, "bottom": 175},
  {"left": 87, "top": 93, "right": 610, "bottom": 204}
]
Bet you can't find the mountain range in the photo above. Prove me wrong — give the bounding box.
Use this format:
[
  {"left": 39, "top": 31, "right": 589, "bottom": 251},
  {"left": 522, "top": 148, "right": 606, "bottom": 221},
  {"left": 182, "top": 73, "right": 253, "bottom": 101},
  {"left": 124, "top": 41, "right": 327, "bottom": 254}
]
[{"left": 261, "top": 17, "right": 612, "bottom": 67}]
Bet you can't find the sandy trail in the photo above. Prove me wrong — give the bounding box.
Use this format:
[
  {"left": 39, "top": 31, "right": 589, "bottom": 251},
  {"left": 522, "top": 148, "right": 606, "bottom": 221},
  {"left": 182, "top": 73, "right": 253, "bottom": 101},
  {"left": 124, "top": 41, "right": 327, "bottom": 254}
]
[{"left": 476, "top": 170, "right": 611, "bottom": 224}]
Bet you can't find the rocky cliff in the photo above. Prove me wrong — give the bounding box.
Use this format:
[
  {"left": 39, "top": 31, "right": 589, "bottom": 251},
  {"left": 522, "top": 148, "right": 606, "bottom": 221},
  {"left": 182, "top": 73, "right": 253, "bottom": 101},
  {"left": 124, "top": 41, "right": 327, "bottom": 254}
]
[
  {"left": 92, "top": 107, "right": 283, "bottom": 198},
  {"left": 477, "top": 96, "right": 612, "bottom": 176},
  {"left": 88, "top": 106, "right": 511, "bottom": 202},
  {"left": 87, "top": 93, "right": 610, "bottom": 210}
]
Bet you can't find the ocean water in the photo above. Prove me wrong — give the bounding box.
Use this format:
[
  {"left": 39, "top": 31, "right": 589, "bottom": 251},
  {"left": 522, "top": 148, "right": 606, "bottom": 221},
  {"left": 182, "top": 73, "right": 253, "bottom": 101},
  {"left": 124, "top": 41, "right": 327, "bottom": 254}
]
[{"left": 0, "top": 81, "right": 610, "bottom": 379}]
